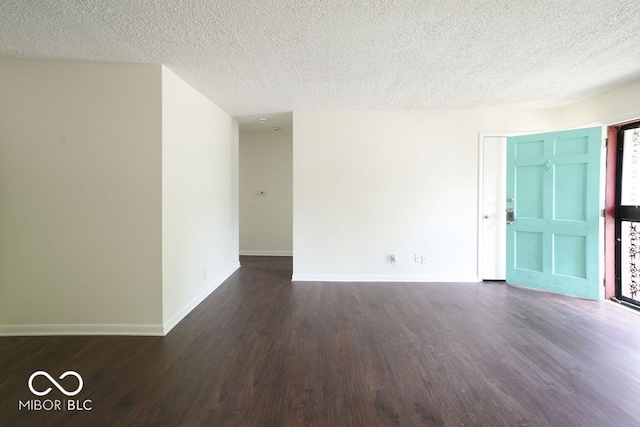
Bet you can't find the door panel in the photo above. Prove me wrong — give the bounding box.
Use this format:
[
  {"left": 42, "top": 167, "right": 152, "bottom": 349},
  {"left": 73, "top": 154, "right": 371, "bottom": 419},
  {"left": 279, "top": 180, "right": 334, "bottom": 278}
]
[
  {"left": 553, "top": 234, "right": 587, "bottom": 279},
  {"left": 555, "top": 135, "right": 589, "bottom": 155},
  {"left": 554, "top": 163, "right": 587, "bottom": 220},
  {"left": 516, "top": 139, "right": 545, "bottom": 158},
  {"left": 506, "top": 127, "right": 601, "bottom": 299},
  {"left": 514, "top": 231, "right": 543, "bottom": 272},
  {"left": 516, "top": 166, "right": 544, "bottom": 218}
]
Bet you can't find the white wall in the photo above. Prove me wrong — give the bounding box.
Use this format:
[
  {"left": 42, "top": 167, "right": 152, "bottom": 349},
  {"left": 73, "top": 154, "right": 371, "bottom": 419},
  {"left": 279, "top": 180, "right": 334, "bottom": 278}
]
[
  {"left": 559, "top": 79, "right": 640, "bottom": 128},
  {"left": 0, "top": 60, "right": 164, "bottom": 334},
  {"left": 239, "top": 131, "right": 293, "bottom": 256},
  {"left": 161, "top": 67, "right": 239, "bottom": 333},
  {"left": 3, "top": 57, "right": 637, "bottom": 333},
  {"left": 292, "top": 110, "right": 558, "bottom": 281}
]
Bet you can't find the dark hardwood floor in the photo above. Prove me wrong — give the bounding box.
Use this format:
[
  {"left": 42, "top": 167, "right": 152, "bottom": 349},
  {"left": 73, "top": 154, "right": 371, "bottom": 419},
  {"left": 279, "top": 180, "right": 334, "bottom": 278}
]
[{"left": 2, "top": 256, "right": 640, "bottom": 426}]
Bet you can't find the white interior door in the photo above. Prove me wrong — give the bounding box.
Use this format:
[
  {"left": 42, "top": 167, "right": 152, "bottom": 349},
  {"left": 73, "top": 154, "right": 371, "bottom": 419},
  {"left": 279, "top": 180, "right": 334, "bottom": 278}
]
[{"left": 480, "top": 136, "right": 506, "bottom": 280}]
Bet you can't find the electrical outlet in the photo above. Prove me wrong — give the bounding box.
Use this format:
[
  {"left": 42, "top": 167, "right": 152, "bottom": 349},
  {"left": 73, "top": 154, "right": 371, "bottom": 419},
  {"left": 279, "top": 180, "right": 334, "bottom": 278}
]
[{"left": 414, "top": 254, "right": 427, "bottom": 264}]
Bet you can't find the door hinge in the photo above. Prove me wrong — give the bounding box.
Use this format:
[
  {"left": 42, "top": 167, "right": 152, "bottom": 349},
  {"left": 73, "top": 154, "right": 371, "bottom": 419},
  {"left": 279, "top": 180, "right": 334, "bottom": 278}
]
[{"left": 603, "top": 138, "right": 609, "bottom": 148}]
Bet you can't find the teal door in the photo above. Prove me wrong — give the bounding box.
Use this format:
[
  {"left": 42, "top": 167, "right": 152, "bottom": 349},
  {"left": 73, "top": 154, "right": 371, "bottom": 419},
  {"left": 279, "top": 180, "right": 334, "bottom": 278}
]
[{"left": 506, "top": 127, "right": 602, "bottom": 299}]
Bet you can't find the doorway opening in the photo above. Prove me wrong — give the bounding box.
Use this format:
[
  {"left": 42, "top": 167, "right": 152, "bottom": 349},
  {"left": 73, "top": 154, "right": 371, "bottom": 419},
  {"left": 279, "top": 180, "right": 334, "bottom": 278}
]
[
  {"left": 614, "top": 122, "right": 640, "bottom": 308},
  {"left": 479, "top": 128, "right": 603, "bottom": 300}
]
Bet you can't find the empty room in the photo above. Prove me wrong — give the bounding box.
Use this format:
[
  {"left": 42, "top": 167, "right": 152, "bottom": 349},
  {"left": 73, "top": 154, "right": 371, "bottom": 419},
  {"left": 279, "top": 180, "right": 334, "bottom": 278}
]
[{"left": 2, "top": 1, "right": 640, "bottom": 426}]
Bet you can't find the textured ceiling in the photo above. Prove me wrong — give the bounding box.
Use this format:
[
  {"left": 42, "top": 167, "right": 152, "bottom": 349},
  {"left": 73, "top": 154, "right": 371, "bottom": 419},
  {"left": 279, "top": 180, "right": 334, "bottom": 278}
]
[{"left": 2, "top": 0, "right": 640, "bottom": 130}]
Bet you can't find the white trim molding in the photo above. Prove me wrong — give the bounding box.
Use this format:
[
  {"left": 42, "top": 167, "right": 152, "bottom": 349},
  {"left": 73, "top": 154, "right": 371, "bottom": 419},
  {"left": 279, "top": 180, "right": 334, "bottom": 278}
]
[
  {"left": 239, "top": 250, "right": 293, "bottom": 256},
  {"left": 0, "top": 323, "right": 165, "bottom": 337},
  {"left": 291, "top": 274, "right": 480, "bottom": 283}
]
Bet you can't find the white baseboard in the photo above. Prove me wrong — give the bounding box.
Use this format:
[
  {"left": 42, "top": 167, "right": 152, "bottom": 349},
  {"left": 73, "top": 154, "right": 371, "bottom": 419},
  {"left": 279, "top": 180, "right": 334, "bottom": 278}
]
[
  {"left": 162, "top": 262, "right": 240, "bottom": 335},
  {"left": 291, "top": 274, "right": 480, "bottom": 283},
  {"left": 239, "top": 250, "right": 293, "bottom": 256},
  {"left": 0, "top": 323, "right": 165, "bottom": 337}
]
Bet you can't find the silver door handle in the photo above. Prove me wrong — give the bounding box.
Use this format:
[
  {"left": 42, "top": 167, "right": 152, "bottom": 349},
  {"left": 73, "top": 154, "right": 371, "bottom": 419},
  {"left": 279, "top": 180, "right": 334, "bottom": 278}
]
[{"left": 506, "top": 208, "right": 514, "bottom": 224}]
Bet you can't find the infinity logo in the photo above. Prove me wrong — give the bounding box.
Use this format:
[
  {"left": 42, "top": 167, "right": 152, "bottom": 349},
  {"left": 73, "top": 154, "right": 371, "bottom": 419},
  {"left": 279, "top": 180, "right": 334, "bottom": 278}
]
[{"left": 28, "top": 371, "right": 83, "bottom": 397}]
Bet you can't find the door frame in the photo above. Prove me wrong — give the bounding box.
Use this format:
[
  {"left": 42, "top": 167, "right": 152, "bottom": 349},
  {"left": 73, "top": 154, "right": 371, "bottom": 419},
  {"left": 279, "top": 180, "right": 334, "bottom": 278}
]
[{"left": 477, "top": 132, "right": 523, "bottom": 281}]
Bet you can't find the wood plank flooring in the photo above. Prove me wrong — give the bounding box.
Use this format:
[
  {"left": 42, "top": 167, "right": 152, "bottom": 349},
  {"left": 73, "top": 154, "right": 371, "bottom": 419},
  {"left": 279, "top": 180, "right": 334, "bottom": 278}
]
[{"left": 2, "top": 256, "right": 640, "bottom": 426}]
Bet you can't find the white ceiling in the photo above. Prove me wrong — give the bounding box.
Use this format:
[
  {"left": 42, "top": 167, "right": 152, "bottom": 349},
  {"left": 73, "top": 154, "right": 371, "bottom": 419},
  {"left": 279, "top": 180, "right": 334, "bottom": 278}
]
[{"left": 2, "top": 1, "right": 640, "bottom": 131}]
